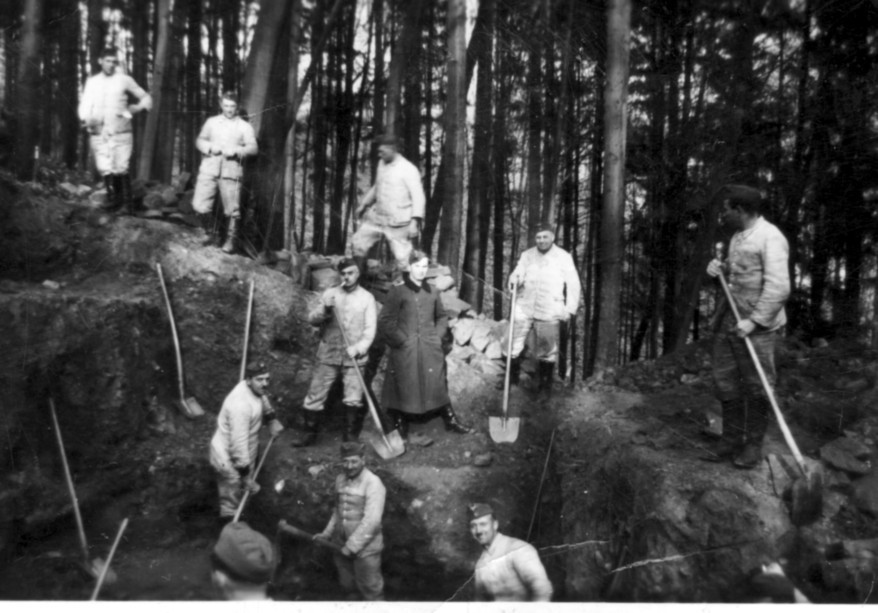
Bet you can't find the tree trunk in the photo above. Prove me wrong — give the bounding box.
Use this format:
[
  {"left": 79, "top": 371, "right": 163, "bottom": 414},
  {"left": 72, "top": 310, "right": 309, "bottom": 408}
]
[
  {"left": 460, "top": 0, "right": 494, "bottom": 309},
  {"left": 593, "top": 0, "right": 631, "bottom": 372},
  {"left": 58, "top": 0, "right": 79, "bottom": 168},
  {"left": 154, "top": 3, "right": 186, "bottom": 184},
  {"left": 371, "top": 0, "right": 385, "bottom": 177},
  {"left": 524, "top": 34, "right": 542, "bottom": 242},
  {"left": 491, "top": 0, "right": 509, "bottom": 321},
  {"left": 14, "top": 0, "right": 44, "bottom": 181},
  {"left": 86, "top": 0, "right": 105, "bottom": 74},
  {"left": 383, "top": 0, "right": 426, "bottom": 138},
  {"left": 183, "top": 0, "right": 203, "bottom": 174},
  {"left": 221, "top": 0, "right": 240, "bottom": 94},
  {"left": 136, "top": 0, "right": 171, "bottom": 182},
  {"left": 283, "top": 0, "right": 304, "bottom": 253},
  {"left": 435, "top": 0, "right": 466, "bottom": 271}
]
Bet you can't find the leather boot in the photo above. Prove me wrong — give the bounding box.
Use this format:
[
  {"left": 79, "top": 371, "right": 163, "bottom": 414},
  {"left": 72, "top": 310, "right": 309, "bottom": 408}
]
[
  {"left": 700, "top": 398, "right": 746, "bottom": 462},
  {"left": 291, "top": 410, "right": 319, "bottom": 447},
  {"left": 734, "top": 396, "right": 769, "bottom": 469},
  {"left": 495, "top": 356, "right": 521, "bottom": 390},
  {"left": 118, "top": 173, "right": 134, "bottom": 215},
  {"left": 200, "top": 213, "right": 219, "bottom": 247},
  {"left": 222, "top": 216, "right": 239, "bottom": 254},
  {"left": 102, "top": 175, "right": 118, "bottom": 210},
  {"left": 440, "top": 405, "right": 473, "bottom": 434},
  {"left": 387, "top": 409, "right": 408, "bottom": 440},
  {"left": 343, "top": 405, "right": 365, "bottom": 442},
  {"left": 538, "top": 361, "right": 555, "bottom": 397}
]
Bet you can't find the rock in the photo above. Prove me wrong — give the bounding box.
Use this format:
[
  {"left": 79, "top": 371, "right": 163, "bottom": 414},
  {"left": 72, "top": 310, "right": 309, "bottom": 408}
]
[
  {"left": 821, "top": 558, "right": 878, "bottom": 602},
  {"left": 826, "top": 538, "right": 878, "bottom": 561},
  {"left": 178, "top": 189, "right": 195, "bottom": 215},
  {"left": 41, "top": 280, "right": 60, "bottom": 290},
  {"left": 432, "top": 274, "right": 456, "bottom": 292},
  {"left": 440, "top": 290, "right": 471, "bottom": 318},
  {"left": 835, "top": 378, "right": 870, "bottom": 393},
  {"left": 59, "top": 182, "right": 90, "bottom": 198},
  {"left": 473, "top": 452, "right": 492, "bottom": 467},
  {"left": 448, "top": 344, "right": 478, "bottom": 363},
  {"left": 452, "top": 317, "right": 475, "bottom": 346},
  {"left": 490, "top": 320, "right": 509, "bottom": 343},
  {"left": 812, "top": 337, "right": 829, "bottom": 348},
  {"left": 766, "top": 454, "right": 793, "bottom": 497},
  {"left": 310, "top": 267, "right": 340, "bottom": 292},
  {"left": 409, "top": 432, "right": 434, "bottom": 447},
  {"left": 680, "top": 373, "right": 700, "bottom": 385},
  {"left": 827, "top": 470, "right": 852, "bottom": 494},
  {"left": 158, "top": 185, "right": 178, "bottom": 206},
  {"left": 821, "top": 438, "right": 872, "bottom": 475},
  {"left": 141, "top": 210, "right": 164, "bottom": 219},
  {"left": 307, "top": 465, "right": 325, "bottom": 478},
  {"left": 143, "top": 192, "right": 165, "bottom": 210},
  {"left": 172, "top": 171, "right": 192, "bottom": 192},
  {"left": 484, "top": 339, "right": 503, "bottom": 360},
  {"left": 88, "top": 189, "right": 109, "bottom": 209},
  {"left": 470, "top": 320, "right": 493, "bottom": 352},
  {"left": 852, "top": 471, "right": 878, "bottom": 516},
  {"left": 469, "top": 353, "right": 504, "bottom": 377}
]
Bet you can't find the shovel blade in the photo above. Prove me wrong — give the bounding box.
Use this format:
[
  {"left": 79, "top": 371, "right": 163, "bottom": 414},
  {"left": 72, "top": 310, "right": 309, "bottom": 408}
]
[
  {"left": 790, "top": 465, "right": 824, "bottom": 526},
  {"left": 178, "top": 397, "right": 204, "bottom": 419},
  {"left": 489, "top": 417, "right": 520, "bottom": 443},
  {"left": 366, "top": 429, "right": 406, "bottom": 459}
]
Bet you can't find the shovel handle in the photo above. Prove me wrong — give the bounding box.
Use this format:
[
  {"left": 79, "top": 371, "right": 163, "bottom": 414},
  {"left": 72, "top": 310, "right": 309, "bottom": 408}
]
[
  {"left": 330, "top": 307, "right": 395, "bottom": 450},
  {"left": 90, "top": 517, "right": 128, "bottom": 601},
  {"left": 49, "top": 398, "right": 90, "bottom": 564},
  {"left": 716, "top": 269, "right": 807, "bottom": 474},
  {"left": 156, "top": 263, "right": 187, "bottom": 403},
  {"left": 502, "top": 283, "right": 518, "bottom": 420},
  {"left": 277, "top": 520, "right": 342, "bottom": 553},
  {"left": 240, "top": 280, "right": 255, "bottom": 381},
  {"left": 233, "top": 435, "right": 277, "bottom": 523}
]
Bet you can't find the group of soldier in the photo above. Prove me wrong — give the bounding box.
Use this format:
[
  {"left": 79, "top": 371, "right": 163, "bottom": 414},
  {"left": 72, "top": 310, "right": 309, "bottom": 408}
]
[{"left": 80, "top": 48, "right": 793, "bottom": 602}]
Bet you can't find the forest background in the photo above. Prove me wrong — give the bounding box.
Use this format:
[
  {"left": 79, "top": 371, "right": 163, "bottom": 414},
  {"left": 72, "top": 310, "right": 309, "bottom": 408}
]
[{"left": 3, "top": 0, "right": 878, "bottom": 382}]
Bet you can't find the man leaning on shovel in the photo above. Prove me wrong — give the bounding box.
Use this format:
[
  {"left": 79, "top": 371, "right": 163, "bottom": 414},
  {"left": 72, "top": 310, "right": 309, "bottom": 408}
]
[
  {"left": 703, "top": 185, "right": 790, "bottom": 469},
  {"left": 209, "top": 361, "right": 284, "bottom": 526},
  {"left": 314, "top": 442, "right": 386, "bottom": 601}
]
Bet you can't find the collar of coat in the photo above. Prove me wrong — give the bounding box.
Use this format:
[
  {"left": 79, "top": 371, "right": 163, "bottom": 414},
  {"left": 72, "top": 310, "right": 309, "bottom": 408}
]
[{"left": 402, "top": 274, "right": 432, "bottom": 293}]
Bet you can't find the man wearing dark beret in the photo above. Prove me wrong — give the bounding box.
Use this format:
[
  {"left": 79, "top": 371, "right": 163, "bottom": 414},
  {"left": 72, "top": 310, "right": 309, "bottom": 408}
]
[
  {"left": 211, "top": 521, "right": 278, "bottom": 600},
  {"left": 314, "top": 442, "right": 386, "bottom": 600},
  {"left": 469, "top": 502, "right": 552, "bottom": 601},
  {"left": 209, "top": 361, "right": 284, "bottom": 522},
  {"left": 705, "top": 185, "right": 790, "bottom": 468}
]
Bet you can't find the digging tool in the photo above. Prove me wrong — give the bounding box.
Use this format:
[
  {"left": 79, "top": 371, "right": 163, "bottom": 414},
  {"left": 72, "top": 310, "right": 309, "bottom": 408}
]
[
  {"left": 715, "top": 262, "right": 823, "bottom": 526},
  {"left": 526, "top": 427, "right": 556, "bottom": 541},
  {"left": 240, "top": 279, "right": 255, "bottom": 381},
  {"left": 155, "top": 263, "right": 204, "bottom": 418},
  {"left": 331, "top": 308, "right": 405, "bottom": 459},
  {"left": 277, "top": 520, "right": 342, "bottom": 553},
  {"left": 232, "top": 434, "right": 277, "bottom": 523},
  {"left": 48, "top": 398, "right": 116, "bottom": 584},
  {"left": 490, "top": 282, "right": 520, "bottom": 443},
  {"left": 89, "top": 517, "right": 128, "bottom": 601}
]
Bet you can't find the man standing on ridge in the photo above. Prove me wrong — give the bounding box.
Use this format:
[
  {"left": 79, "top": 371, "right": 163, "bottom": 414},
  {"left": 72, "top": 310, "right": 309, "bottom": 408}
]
[
  {"left": 500, "top": 224, "right": 581, "bottom": 396},
  {"left": 78, "top": 47, "right": 152, "bottom": 214},
  {"left": 192, "top": 91, "right": 258, "bottom": 254}
]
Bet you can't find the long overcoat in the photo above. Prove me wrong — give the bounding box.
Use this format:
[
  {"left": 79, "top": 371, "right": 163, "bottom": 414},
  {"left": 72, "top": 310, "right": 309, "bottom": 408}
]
[{"left": 379, "top": 276, "right": 450, "bottom": 415}]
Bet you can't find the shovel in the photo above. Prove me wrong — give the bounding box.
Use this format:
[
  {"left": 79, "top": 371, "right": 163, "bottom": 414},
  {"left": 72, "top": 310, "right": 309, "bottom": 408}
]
[
  {"left": 48, "top": 398, "right": 117, "bottom": 585},
  {"left": 240, "top": 279, "right": 255, "bottom": 381},
  {"left": 90, "top": 517, "right": 128, "bottom": 601},
  {"left": 156, "top": 263, "right": 204, "bottom": 418},
  {"left": 490, "top": 283, "right": 520, "bottom": 443},
  {"left": 332, "top": 308, "right": 405, "bottom": 459},
  {"left": 716, "top": 266, "right": 823, "bottom": 526},
  {"left": 277, "top": 519, "right": 342, "bottom": 553},
  {"left": 232, "top": 434, "right": 277, "bottom": 523}
]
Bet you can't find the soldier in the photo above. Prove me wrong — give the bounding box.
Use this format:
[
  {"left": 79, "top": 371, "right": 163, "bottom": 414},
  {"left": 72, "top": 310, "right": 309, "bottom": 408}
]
[
  {"left": 469, "top": 502, "right": 553, "bottom": 602},
  {"left": 292, "top": 258, "right": 377, "bottom": 447},
  {"left": 78, "top": 47, "right": 152, "bottom": 214},
  {"left": 209, "top": 362, "right": 284, "bottom": 523},
  {"left": 211, "top": 522, "right": 278, "bottom": 601},
  {"left": 314, "top": 442, "right": 386, "bottom": 601},
  {"left": 192, "top": 91, "right": 258, "bottom": 253}
]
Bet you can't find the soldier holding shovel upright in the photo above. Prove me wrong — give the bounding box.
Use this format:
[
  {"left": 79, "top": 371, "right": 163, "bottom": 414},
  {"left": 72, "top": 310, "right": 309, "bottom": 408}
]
[{"left": 703, "top": 185, "right": 790, "bottom": 469}]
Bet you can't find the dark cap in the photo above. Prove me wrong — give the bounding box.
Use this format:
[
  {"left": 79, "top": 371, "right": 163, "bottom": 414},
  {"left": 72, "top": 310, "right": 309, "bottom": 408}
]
[
  {"left": 212, "top": 522, "right": 277, "bottom": 584},
  {"left": 535, "top": 223, "right": 555, "bottom": 235},
  {"left": 376, "top": 134, "right": 400, "bottom": 147},
  {"left": 467, "top": 502, "right": 494, "bottom": 521},
  {"left": 338, "top": 257, "right": 359, "bottom": 272},
  {"left": 721, "top": 184, "right": 762, "bottom": 209},
  {"left": 747, "top": 571, "right": 796, "bottom": 603},
  {"left": 340, "top": 441, "right": 366, "bottom": 457},
  {"left": 245, "top": 361, "right": 270, "bottom": 379}
]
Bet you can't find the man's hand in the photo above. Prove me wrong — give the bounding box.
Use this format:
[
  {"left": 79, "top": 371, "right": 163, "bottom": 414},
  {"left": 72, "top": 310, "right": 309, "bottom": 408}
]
[
  {"left": 245, "top": 478, "right": 261, "bottom": 495},
  {"left": 223, "top": 147, "right": 239, "bottom": 159},
  {"left": 210, "top": 144, "right": 224, "bottom": 156},
  {"left": 407, "top": 218, "right": 422, "bottom": 239},
  {"left": 323, "top": 292, "right": 335, "bottom": 309},
  {"left": 355, "top": 202, "right": 370, "bottom": 218},
  {"left": 706, "top": 258, "right": 724, "bottom": 278},
  {"left": 83, "top": 119, "right": 102, "bottom": 134},
  {"left": 736, "top": 319, "right": 757, "bottom": 338},
  {"left": 340, "top": 546, "right": 353, "bottom": 558},
  {"left": 313, "top": 533, "right": 331, "bottom": 545},
  {"left": 269, "top": 418, "right": 284, "bottom": 437},
  {"left": 346, "top": 346, "right": 360, "bottom": 360},
  {"left": 508, "top": 272, "right": 522, "bottom": 291}
]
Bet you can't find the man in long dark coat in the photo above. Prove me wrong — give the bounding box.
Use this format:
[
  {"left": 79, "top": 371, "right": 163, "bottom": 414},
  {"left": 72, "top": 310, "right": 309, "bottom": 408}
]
[{"left": 378, "top": 250, "right": 472, "bottom": 438}]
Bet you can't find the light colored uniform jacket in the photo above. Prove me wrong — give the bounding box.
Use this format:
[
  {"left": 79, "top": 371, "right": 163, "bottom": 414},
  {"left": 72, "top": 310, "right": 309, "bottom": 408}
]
[
  {"left": 511, "top": 245, "right": 581, "bottom": 321},
  {"left": 474, "top": 533, "right": 553, "bottom": 601},
  {"left": 321, "top": 468, "right": 385, "bottom": 557},
  {"left": 78, "top": 72, "right": 151, "bottom": 135},
  {"left": 362, "top": 155, "right": 425, "bottom": 227},
  {"left": 309, "top": 285, "right": 377, "bottom": 366},
  {"left": 196, "top": 115, "right": 258, "bottom": 180},
  {"left": 209, "top": 380, "right": 265, "bottom": 472},
  {"left": 724, "top": 216, "right": 790, "bottom": 332}
]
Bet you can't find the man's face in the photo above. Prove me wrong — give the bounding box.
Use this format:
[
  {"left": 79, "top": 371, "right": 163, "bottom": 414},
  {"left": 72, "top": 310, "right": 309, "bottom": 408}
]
[
  {"left": 340, "top": 264, "right": 360, "bottom": 289},
  {"left": 221, "top": 99, "right": 238, "bottom": 119},
  {"left": 100, "top": 56, "right": 118, "bottom": 76},
  {"left": 535, "top": 231, "right": 555, "bottom": 252},
  {"left": 409, "top": 257, "right": 429, "bottom": 282},
  {"left": 469, "top": 515, "right": 498, "bottom": 547},
  {"left": 247, "top": 373, "right": 270, "bottom": 397},
  {"left": 377, "top": 144, "right": 397, "bottom": 163},
  {"left": 721, "top": 201, "right": 746, "bottom": 230},
  {"left": 342, "top": 454, "right": 365, "bottom": 479}
]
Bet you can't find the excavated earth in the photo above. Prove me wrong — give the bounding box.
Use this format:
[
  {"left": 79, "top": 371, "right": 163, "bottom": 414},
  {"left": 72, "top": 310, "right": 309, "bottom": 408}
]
[{"left": 1, "top": 171, "right": 878, "bottom": 602}]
